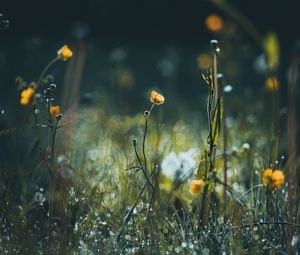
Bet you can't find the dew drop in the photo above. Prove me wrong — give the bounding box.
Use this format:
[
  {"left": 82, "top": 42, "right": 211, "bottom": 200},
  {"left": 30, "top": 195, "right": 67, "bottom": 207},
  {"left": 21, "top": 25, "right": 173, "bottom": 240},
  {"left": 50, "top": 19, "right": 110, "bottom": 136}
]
[{"left": 224, "top": 85, "right": 233, "bottom": 92}]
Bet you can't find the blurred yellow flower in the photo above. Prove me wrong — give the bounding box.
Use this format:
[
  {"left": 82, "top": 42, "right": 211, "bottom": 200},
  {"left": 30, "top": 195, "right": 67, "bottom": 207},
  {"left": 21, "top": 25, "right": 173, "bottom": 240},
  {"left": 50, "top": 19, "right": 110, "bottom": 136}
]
[
  {"left": 49, "top": 105, "right": 60, "bottom": 117},
  {"left": 263, "top": 32, "right": 280, "bottom": 71},
  {"left": 189, "top": 179, "right": 205, "bottom": 195},
  {"left": 115, "top": 68, "right": 135, "bottom": 89},
  {"left": 196, "top": 54, "right": 213, "bottom": 70},
  {"left": 20, "top": 87, "right": 34, "bottom": 105},
  {"left": 265, "top": 77, "right": 279, "bottom": 91},
  {"left": 150, "top": 90, "right": 165, "bottom": 105},
  {"left": 272, "top": 170, "right": 285, "bottom": 189},
  {"left": 205, "top": 14, "right": 224, "bottom": 32},
  {"left": 57, "top": 45, "right": 73, "bottom": 60},
  {"left": 262, "top": 168, "right": 273, "bottom": 186},
  {"left": 262, "top": 168, "right": 285, "bottom": 189}
]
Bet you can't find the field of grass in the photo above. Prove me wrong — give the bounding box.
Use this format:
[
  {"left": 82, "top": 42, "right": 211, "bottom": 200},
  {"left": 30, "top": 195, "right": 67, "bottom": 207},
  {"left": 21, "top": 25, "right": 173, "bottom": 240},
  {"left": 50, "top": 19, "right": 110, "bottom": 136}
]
[{"left": 0, "top": 1, "right": 299, "bottom": 254}]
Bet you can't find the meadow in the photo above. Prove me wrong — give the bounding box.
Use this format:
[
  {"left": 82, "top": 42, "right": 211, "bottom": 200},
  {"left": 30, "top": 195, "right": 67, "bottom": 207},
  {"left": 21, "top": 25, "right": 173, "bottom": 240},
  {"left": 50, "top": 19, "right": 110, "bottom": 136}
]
[{"left": 0, "top": 1, "right": 299, "bottom": 254}]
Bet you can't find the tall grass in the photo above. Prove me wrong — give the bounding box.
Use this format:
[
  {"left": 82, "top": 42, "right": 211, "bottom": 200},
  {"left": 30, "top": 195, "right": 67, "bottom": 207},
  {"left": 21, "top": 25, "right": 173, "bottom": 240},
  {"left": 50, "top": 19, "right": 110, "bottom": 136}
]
[{"left": 0, "top": 11, "right": 299, "bottom": 255}]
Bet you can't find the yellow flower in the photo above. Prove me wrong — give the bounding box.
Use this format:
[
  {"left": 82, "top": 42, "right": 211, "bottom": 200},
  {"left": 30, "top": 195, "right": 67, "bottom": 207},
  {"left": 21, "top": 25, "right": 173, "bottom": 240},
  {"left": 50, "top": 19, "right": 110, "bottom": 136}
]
[
  {"left": 115, "top": 68, "right": 135, "bottom": 89},
  {"left": 150, "top": 90, "right": 165, "bottom": 105},
  {"left": 49, "top": 105, "right": 60, "bottom": 117},
  {"left": 20, "top": 87, "right": 34, "bottom": 105},
  {"left": 189, "top": 179, "right": 205, "bottom": 195},
  {"left": 265, "top": 77, "right": 279, "bottom": 91},
  {"left": 57, "top": 45, "right": 73, "bottom": 60},
  {"left": 205, "top": 14, "right": 224, "bottom": 32},
  {"left": 271, "top": 170, "right": 285, "bottom": 189},
  {"left": 262, "top": 168, "right": 273, "bottom": 186},
  {"left": 262, "top": 168, "right": 285, "bottom": 189},
  {"left": 263, "top": 32, "right": 280, "bottom": 71}
]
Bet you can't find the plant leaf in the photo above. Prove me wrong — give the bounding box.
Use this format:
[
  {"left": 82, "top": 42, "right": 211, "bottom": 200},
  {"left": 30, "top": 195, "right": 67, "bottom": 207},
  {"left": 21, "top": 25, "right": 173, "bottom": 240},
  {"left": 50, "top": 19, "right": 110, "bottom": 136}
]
[{"left": 209, "top": 96, "right": 223, "bottom": 146}]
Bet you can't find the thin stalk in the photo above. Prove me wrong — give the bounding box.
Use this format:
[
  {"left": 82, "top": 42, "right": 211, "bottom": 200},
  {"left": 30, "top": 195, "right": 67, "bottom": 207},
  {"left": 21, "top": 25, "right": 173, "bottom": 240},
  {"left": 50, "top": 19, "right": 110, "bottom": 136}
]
[
  {"left": 199, "top": 150, "right": 209, "bottom": 226},
  {"left": 287, "top": 50, "right": 298, "bottom": 254},
  {"left": 142, "top": 104, "right": 155, "bottom": 216},
  {"left": 133, "top": 140, "right": 152, "bottom": 190},
  {"left": 133, "top": 137, "right": 154, "bottom": 219},
  {"left": 200, "top": 89, "right": 214, "bottom": 226},
  {"left": 37, "top": 57, "right": 60, "bottom": 89},
  {"left": 46, "top": 99, "right": 55, "bottom": 225},
  {"left": 200, "top": 40, "right": 220, "bottom": 226},
  {"left": 219, "top": 74, "right": 228, "bottom": 218},
  {"left": 47, "top": 109, "right": 60, "bottom": 253},
  {"left": 213, "top": 51, "right": 218, "bottom": 107},
  {"left": 142, "top": 117, "right": 149, "bottom": 177},
  {"left": 270, "top": 76, "right": 279, "bottom": 164},
  {"left": 51, "top": 119, "right": 59, "bottom": 165},
  {"left": 49, "top": 119, "right": 59, "bottom": 225},
  {"left": 207, "top": 90, "right": 213, "bottom": 138},
  {"left": 238, "top": 184, "right": 263, "bottom": 200},
  {"left": 116, "top": 169, "right": 156, "bottom": 242}
]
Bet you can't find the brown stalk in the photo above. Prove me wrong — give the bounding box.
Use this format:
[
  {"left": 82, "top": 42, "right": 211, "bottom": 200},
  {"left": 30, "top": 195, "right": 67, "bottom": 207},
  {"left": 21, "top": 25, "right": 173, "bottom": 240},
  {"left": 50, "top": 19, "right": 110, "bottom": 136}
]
[
  {"left": 287, "top": 47, "right": 299, "bottom": 255},
  {"left": 218, "top": 74, "right": 228, "bottom": 218}
]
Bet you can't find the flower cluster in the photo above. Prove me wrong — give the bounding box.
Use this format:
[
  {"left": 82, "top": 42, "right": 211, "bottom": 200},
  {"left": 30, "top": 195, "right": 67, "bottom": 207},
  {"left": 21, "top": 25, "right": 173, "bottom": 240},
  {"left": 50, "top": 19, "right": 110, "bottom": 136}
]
[
  {"left": 20, "top": 45, "right": 73, "bottom": 107},
  {"left": 262, "top": 168, "right": 285, "bottom": 189}
]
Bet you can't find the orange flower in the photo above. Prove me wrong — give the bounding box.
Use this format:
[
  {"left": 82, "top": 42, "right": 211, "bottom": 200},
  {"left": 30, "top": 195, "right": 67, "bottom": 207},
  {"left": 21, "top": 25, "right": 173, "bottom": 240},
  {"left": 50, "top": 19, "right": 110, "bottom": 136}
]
[
  {"left": 265, "top": 77, "right": 279, "bottom": 91},
  {"left": 262, "top": 168, "right": 273, "bottom": 186},
  {"left": 205, "top": 14, "right": 224, "bottom": 32},
  {"left": 57, "top": 45, "right": 73, "bottom": 60},
  {"left": 20, "top": 87, "right": 34, "bottom": 105},
  {"left": 189, "top": 179, "right": 205, "bottom": 195},
  {"left": 49, "top": 105, "right": 60, "bottom": 117},
  {"left": 271, "top": 170, "right": 285, "bottom": 189},
  {"left": 150, "top": 90, "right": 165, "bottom": 105},
  {"left": 262, "top": 168, "right": 285, "bottom": 189}
]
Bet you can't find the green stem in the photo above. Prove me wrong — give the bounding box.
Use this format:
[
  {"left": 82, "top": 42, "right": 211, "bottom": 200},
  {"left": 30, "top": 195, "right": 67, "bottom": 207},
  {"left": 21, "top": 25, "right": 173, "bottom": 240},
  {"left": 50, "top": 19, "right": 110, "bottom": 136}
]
[
  {"left": 37, "top": 56, "right": 60, "bottom": 89},
  {"left": 271, "top": 77, "right": 279, "bottom": 163},
  {"left": 238, "top": 184, "right": 263, "bottom": 200},
  {"left": 116, "top": 169, "right": 156, "bottom": 242},
  {"left": 142, "top": 104, "right": 155, "bottom": 216},
  {"left": 199, "top": 150, "right": 209, "bottom": 226},
  {"left": 133, "top": 140, "right": 151, "bottom": 189},
  {"left": 142, "top": 117, "right": 149, "bottom": 176},
  {"left": 220, "top": 77, "right": 228, "bottom": 218},
  {"left": 213, "top": 52, "right": 218, "bottom": 107}
]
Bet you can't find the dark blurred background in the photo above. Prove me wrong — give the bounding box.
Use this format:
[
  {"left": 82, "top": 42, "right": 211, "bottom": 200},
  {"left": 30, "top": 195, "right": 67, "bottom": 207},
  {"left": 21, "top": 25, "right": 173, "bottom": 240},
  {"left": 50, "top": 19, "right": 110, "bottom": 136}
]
[
  {"left": 2, "top": 0, "right": 300, "bottom": 42},
  {"left": 0, "top": 0, "right": 299, "bottom": 121}
]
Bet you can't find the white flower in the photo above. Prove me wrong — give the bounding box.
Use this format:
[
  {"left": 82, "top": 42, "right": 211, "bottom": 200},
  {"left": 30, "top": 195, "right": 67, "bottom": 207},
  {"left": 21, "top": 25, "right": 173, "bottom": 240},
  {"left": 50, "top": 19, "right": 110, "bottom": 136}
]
[
  {"left": 161, "top": 149, "right": 198, "bottom": 181},
  {"left": 87, "top": 149, "right": 100, "bottom": 161}
]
